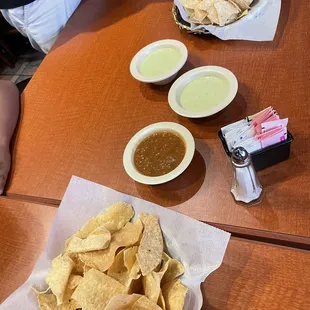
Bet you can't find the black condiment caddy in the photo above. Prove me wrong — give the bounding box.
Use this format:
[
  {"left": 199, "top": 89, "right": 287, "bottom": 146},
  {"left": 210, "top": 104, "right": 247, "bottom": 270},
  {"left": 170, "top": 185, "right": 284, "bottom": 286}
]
[{"left": 218, "top": 130, "right": 294, "bottom": 171}]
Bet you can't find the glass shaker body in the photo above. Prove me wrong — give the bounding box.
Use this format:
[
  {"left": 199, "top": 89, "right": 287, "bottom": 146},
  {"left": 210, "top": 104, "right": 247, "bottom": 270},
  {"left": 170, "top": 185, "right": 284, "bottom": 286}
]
[{"left": 231, "top": 147, "right": 263, "bottom": 204}]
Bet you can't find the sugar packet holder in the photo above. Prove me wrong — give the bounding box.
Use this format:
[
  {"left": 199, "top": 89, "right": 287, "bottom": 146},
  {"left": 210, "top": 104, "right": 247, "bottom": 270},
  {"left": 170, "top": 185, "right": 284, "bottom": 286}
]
[
  {"left": 218, "top": 129, "right": 293, "bottom": 171},
  {"left": 173, "top": 0, "right": 281, "bottom": 41}
]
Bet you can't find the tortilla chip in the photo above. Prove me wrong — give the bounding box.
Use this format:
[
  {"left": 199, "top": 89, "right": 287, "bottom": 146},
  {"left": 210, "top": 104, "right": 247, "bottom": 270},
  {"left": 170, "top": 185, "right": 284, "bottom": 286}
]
[
  {"left": 69, "top": 253, "right": 85, "bottom": 276},
  {"left": 196, "top": 0, "right": 221, "bottom": 24},
  {"left": 45, "top": 255, "right": 75, "bottom": 305},
  {"left": 162, "top": 280, "right": 188, "bottom": 310},
  {"left": 107, "top": 249, "right": 130, "bottom": 286},
  {"left": 37, "top": 294, "right": 58, "bottom": 310},
  {"left": 236, "top": 8, "right": 248, "bottom": 19},
  {"left": 185, "top": 8, "right": 195, "bottom": 18},
  {"left": 104, "top": 294, "right": 142, "bottom": 310},
  {"left": 161, "top": 254, "right": 184, "bottom": 284},
  {"left": 64, "top": 217, "right": 102, "bottom": 251},
  {"left": 158, "top": 292, "right": 166, "bottom": 310},
  {"left": 72, "top": 202, "right": 134, "bottom": 240},
  {"left": 109, "top": 271, "right": 132, "bottom": 288},
  {"left": 194, "top": 9, "right": 208, "bottom": 23},
  {"left": 143, "top": 273, "right": 160, "bottom": 304},
  {"left": 132, "top": 296, "right": 163, "bottom": 310},
  {"left": 37, "top": 291, "right": 81, "bottom": 309},
  {"left": 143, "top": 264, "right": 164, "bottom": 302},
  {"left": 108, "top": 247, "right": 141, "bottom": 290},
  {"left": 189, "top": 15, "right": 200, "bottom": 24},
  {"left": 66, "top": 226, "right": 111, "bottom": 253},
  {"left": 214, "top": 0, "right": 240, "bottom": 26},
  {"left": 84, "top": 264, "right": 92, "bottom": 274},
  {"left": 96, "top": 202, "right": 135, "bottom": 234},
  {"left": 79, "top": 220, "right": 143, "bottom": 272},
  {"left": 143, "top": 255, "right": 169, "bottom": 303},
  {"left": 71, "top": 269, "right": 126, "bottom": 310},
  {"left": 180, "top": 0, "right": 201, "bottom": 10},
  {"left": 62, "top": 299, "right": 81, "bottom": 310},
  {"left": 122, "top": 259, "right": 142, "bottom": 294},
  {"left": 199, "top": 0, "right": 222, "bottom": 10},
  {"left": 194, "top": 2, "right": 209, "bottom": 23},
  {"left": 62, "top": 274, "right": 83, "bottom": 303},
  {"left": 129, "top": 259, "right": 141, "bottom": 282},
  {"left": 113, "top": 221, "right": 142, "bottom": 247},
  {"left": 207, "top": 6, "right": 220, "bottom": 24},
  {"left": 74, "top": 218, "right": 101, "bottom": 239},
  {"left": 124, "top": 246, "right": 139, "bottom": 271},
  {"left": 231, "top": 0, "right": 252, "bottom": 10},
  {"left": 137, "top": 214, "right": 163, "bottom": 276},
  {"left": 201, "top": 16, "right": 212, "bottom": 24},
  {"left": 108, "top": 248, "right": 127, "bottom": 273},
  {"left": 128, "top": 275, "right": 143, "bottom": 295},
  {"left": 67, "top": 275, "right": 83, "bottom": 290},
  {"left": 64, "top": 237, "right": 73, "bottom": 251}
]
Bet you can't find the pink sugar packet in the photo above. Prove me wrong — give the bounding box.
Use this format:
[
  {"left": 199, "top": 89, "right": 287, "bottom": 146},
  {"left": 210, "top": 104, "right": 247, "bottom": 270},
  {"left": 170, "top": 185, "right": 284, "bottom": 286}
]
[
  {"left": 261, "top": 118, "right": 288, "bottom": 133},
  {"left": 252, "top": 107, "right": 280, "bottom": 133},
  {"left": 257, "top": 127, "right": 287, "bottom": 148},
  {"left": 252, "top": 107, "right": 275, "bottom": 127}
]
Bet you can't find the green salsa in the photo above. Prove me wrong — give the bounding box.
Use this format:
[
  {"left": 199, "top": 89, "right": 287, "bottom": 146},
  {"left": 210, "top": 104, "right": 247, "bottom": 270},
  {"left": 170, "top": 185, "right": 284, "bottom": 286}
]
[
  {"left": 180, "top": 76, "right": 229, "bottom": 112},
  {"left": 139, "top": 47, "right": 181, "bottom": 78}
]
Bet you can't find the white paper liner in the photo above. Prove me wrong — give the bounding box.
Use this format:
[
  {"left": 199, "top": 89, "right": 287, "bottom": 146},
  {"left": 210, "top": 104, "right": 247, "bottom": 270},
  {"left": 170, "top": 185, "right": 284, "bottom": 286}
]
[{"left": 1, "top": 176, "right": 230, "bottom": 309}]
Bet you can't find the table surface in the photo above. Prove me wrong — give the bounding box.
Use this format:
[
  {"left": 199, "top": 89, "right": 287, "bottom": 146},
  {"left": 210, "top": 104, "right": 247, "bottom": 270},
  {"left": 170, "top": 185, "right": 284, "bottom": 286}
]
[
  {"left": 1, "top": 198, "right": 309, "bottom": 309},
  {"left": 6, "top": 0, "right": 310, "bottom": 241},
  {"left": 0, "top": 199, "right": 55, "bottom": 303}
]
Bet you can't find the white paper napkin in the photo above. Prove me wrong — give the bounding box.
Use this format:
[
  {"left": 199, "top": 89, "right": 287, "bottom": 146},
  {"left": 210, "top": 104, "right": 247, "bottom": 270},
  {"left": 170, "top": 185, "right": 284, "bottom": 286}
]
[
  {"left": 1, "top": 176, "right": 230, "bottom": 310},
  {"left": 174, "top": 0, "right": 281, "bottom": 41}
]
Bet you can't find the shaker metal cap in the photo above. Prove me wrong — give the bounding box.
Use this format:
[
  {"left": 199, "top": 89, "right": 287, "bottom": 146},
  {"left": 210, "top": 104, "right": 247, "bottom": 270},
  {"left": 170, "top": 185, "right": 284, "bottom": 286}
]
[{"left": 232, "top": 147, "right": 250, "bottom": 166}]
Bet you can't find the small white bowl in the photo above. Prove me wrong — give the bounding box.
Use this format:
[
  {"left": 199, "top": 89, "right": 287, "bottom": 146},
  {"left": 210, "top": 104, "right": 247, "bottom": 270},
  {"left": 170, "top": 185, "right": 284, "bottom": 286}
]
[
  {"left": 168, "top": 66, "right": 238, "bottom": 118},
  {"left": 130, "top": 40, "right": 188, "bottom": 85},
  {"left": 123, "top": 122, "right": 195, "bottom": 185}
]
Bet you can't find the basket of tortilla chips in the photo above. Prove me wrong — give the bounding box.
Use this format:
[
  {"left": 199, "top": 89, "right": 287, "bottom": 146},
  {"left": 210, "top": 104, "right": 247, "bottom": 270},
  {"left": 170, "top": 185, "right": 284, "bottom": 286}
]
[
  {"left": 175, "top": 0, "right": 253, "bottom": 29},
  {"left": 0, "top": 176, "right": 230, "bottom": 310},
  {"left": 173, "top": 0, "right": 282, "bottom": 41},
  {"left": 36, "top": 204, "right": 189, "bottom": 310}
]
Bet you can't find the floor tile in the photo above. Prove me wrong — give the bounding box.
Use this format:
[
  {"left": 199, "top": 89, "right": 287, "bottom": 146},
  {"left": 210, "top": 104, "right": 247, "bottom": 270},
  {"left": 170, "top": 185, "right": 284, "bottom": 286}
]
[
  {"left": 0, "top": 58, "right": 29, "bottom": 75},
  {"left": 21, "top": 59, "right": 42, "bottom": 75},
  {"left": 16, "top": 75, "right": 32, "bottom": 84}
]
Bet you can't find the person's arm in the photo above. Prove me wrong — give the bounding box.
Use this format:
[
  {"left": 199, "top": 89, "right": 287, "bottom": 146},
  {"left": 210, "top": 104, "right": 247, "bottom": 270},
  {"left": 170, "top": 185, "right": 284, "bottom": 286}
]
[{"left": 0, "top": 80, "right": 19, "bottom": 194}]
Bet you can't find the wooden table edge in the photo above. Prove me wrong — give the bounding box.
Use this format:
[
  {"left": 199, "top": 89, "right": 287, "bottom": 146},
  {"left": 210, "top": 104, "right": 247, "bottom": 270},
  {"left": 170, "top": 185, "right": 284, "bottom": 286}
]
[{"left": 5, "top": 194, "right": 310, "bottom": 249}]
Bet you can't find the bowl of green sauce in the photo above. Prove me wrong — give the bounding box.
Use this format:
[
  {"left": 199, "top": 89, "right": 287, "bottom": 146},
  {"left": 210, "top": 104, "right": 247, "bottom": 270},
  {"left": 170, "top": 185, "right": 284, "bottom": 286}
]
[
  {"left": 168, "top": 66, "right": 238, "bottom": 118},
  {"left": 130, "top": 40, "right": 188, "bottom": 85}
]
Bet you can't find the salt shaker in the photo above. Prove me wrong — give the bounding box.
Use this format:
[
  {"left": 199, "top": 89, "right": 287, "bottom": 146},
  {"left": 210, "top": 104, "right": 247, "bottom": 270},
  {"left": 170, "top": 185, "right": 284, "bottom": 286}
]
[{"left": 231, "top": 147, "right": 263, "bottom": 204}]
